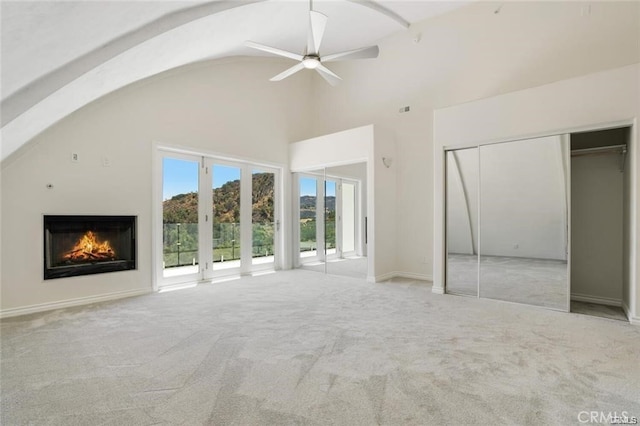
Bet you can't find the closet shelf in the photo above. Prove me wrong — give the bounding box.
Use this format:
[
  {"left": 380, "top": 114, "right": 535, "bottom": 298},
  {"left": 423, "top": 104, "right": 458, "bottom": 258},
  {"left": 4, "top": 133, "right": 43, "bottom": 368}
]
[{"left": 571, "top": 144, "right": 627, "bottom": 172}]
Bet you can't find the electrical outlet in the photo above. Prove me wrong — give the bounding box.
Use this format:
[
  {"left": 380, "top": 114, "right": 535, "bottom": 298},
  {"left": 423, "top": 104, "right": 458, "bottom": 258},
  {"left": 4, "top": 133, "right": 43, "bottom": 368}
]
[
  {"left": 71, "top": 153, "right": 79, "bottom": 163},
  {"left": 102, "top": 156, "right": 111, "bottom": 167}
]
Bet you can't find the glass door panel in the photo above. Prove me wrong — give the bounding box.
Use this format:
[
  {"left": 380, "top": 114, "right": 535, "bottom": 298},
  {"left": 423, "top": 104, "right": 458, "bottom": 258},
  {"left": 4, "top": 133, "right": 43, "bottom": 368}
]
[
  {"left": 299, "top": 176, "right": 319, "bottom": 261},
  {"left": 325, "top": 179, "right": 337, "bottom": 258},
  {"left": 479, "top": 135, "right": 570, "bottom": 311},
  {"left": 252, "top": 169, "right": 275, "bottom": 268},
  {"left": 159, "top": 152, "right": 281, "bottom": 286},
  {"left": 212, "top": 164, "right": 241, "bottom": 272},
  {"left": 446, "top": 148, "right": 479, "bottom": 296},
  {"left": 162, "top": 157, "right": 200, "bottom": 280},
  {"left": 341, "top": 182, "right": 356, "bottom": 254}
]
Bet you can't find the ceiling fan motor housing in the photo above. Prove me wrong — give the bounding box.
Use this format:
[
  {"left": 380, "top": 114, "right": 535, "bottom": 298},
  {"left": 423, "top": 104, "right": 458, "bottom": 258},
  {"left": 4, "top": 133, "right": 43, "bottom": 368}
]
[{"left": 302, "top": 55, "right": 321, "bottom": 69}]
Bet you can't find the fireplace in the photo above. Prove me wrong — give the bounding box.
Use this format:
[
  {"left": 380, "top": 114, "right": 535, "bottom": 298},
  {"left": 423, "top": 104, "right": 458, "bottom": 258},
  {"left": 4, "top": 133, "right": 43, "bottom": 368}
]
[{"left": 44, "top": 215, "right": 137, "bottom": 280}]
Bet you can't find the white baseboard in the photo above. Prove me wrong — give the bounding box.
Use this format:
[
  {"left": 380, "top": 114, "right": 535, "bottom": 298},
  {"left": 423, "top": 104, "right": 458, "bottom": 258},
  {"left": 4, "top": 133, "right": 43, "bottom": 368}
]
[
  {"left": 570, "top": 293, "right": 622, "bottom": 307},
  {"left": 374, "top": 271, "right": 433, "bottom": 283},
  {"left": 374, "top": 272, "right": 397, "bottom": 282},
  {"left": 621, "top": 301, "right": 640, "bottom": 325},
  {"left": 431, "top": 286, "right": 445, "bottom": 295},
  {"left": 0, "top": 288, "right": 150, "bottom": 319},
  {"left": 394, "top": 271, "right": 433, "bottom": 282}
]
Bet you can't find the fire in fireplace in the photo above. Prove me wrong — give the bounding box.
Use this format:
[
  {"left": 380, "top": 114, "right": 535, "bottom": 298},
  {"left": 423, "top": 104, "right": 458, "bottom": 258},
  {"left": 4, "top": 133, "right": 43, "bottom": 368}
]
[
  {"left": 63, "top": 231, "right": 116, "bottom": 262},
  {"left": 44, "top": 215, "right": 136, "bottom": 280}
]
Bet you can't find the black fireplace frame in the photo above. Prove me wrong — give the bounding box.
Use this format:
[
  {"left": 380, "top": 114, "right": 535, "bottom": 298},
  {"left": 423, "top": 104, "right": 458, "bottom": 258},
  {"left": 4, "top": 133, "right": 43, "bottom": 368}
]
[{"left": 43, "top": 215, "right": 137, "bottom": 280}]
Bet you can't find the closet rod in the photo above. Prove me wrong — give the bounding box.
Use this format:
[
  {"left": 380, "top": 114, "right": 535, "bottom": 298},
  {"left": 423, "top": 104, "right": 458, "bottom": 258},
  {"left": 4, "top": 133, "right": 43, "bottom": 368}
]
[
  {"left": 571, "top": 144, "right": 627, "bottom": 172},
  {"left": 570, "top": 144, "right": 627, "bottom": 157}
]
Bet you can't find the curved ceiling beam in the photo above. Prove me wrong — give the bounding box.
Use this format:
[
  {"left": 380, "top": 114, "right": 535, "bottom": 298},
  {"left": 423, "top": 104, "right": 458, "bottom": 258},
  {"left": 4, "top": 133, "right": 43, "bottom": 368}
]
[
  {"left": 1, "top": 0, "right": 409, "bottom": 128},
  {"left": 345, "top": 0, "right": 410, "bottom": 29},
  {"left": 0, "top": 0, "right": 267, "bottom": 127},
  {"left": 1, "top": 0, "right": 414, "bottom": 163},
  {"left": 2, "top": 0, "right": 410, "bottom": 128}
]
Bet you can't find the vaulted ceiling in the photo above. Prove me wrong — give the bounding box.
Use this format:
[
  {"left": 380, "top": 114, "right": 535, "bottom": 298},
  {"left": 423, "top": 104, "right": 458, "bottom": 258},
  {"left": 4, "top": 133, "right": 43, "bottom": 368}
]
[{"left": 0, "top": 0, "right": 469, "bottom": 162}]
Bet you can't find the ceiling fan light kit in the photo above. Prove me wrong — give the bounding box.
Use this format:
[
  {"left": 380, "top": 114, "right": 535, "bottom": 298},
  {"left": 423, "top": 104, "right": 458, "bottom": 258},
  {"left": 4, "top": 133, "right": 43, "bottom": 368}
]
[{"left": 245, "top": 3, "right": 379, "bottom": 85}]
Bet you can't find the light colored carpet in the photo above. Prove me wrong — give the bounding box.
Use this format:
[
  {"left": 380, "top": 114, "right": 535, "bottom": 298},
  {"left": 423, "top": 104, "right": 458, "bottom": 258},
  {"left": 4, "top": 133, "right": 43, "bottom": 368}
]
[
  {"left": 571, "top": 301, "right": 627, "bottom": 322},
  {"left": 2, "top": 270, "right": 639, "bottom": 425}
]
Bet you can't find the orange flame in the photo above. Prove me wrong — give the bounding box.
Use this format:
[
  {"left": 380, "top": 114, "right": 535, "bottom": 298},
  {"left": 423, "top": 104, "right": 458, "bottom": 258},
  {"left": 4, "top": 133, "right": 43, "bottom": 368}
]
[{"left": 63, "top": 231, "right": 115, "bottom": 262}]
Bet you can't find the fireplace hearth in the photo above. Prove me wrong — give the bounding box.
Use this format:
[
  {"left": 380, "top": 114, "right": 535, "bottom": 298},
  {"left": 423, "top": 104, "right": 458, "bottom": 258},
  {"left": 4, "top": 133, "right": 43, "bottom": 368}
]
[{"left": 44, "top": 215, "right": 136, "bottom": 280}]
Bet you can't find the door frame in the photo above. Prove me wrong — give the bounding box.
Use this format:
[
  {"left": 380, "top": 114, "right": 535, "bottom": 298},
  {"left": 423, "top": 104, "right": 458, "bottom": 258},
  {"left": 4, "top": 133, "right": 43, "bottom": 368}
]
[
  {"left": 293, "top": 171, "right": 364, "bottom": 268},
  {"left": 155, "top": 150, "right": 203, "bottom": 289},
  {"left": 154, "top": 145, "right": 284, "bottom": 290},
  {"left": 294, "top": 172, "right": 325, "bottom": 266}
]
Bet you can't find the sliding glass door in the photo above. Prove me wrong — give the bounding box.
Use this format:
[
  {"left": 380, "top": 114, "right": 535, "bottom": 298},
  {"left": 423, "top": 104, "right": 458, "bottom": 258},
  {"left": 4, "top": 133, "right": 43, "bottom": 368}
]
[
  {"left": 340, "top": 181, "right": 357, "bottom": 256},
  {"left": 296, "top": 172, "right": 365, "bottom": 278},
  {"left": 161, "top": 155, "right": 201, "bottom": 284},
  {"left": 158, "top": 151, "right": 280, "bottom": 287},
  {"left": 211, "top": 164, "right": 242, "bottom": 273},
  {"left": 299, "top": 175, "right": 322, "bottom": 263},
  {"left": 325, "top": 179, "right": 337, "bottom": 258},
  {"left": 252, "top": 169, "right": 276, "bottom": 270}
]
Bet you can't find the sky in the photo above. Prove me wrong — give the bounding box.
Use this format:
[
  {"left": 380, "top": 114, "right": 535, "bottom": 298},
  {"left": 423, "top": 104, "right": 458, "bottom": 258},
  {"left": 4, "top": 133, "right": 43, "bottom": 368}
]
[
  {"left": 163, "top": 158, "right": 335, "bottom": 200},
  {"left": 163, "top": 158, "right": 198, "bottom": 200},
  {"left": 163, "top": 158, "right": 242, "bottom": 200},
  {"left": 300, "top": 177, "right": 336, "bottom": 197}
]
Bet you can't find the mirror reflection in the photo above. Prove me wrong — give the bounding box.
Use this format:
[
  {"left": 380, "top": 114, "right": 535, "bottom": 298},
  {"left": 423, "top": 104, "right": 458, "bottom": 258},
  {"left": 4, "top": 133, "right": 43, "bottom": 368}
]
[
  {"left": 296, "top": 163, "right": 368, "bottom": 279},
  {"left": 479, "top": 136, "right": 569, "bottom": 311},
  {"left": 325, "top": 164, "right": 368, "bottom": 279},
  {"left": 298, "top": 171, "right": 325, "bottom": 273},
  {"left": 446, "top": 148, "right": 479, "bottom": 296}
]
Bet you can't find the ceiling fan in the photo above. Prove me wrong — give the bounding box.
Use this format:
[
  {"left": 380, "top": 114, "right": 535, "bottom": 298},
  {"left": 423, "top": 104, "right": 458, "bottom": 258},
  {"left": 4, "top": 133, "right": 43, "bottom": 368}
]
[{"left": 245, "top": 1, "right": 379, "bottom": 86}]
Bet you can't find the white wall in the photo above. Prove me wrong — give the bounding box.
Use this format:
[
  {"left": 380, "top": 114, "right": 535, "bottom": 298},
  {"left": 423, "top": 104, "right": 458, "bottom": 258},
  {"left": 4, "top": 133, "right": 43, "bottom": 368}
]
[
  {"left": 2, "top": 1, "right": 639, "bottom": 315},
  {"left": 372, "top": 126, "right": 397, "bottom": 279},
  {"left": 289, "top": 124, "right": 397, "bottom": 281},
  {"left": 433, "top": 64, "right": 639, "bottom": 322},
  {"left": 307, "top": 1, "right": 639, "bottom": 282},
  {"left": 325, "top": 163, "right": 366, "bottom": 181},
  {"left": 289, "top": 125, "right": 372, "bottom": 172},
  {"left": 0, "top": 57, "right": 311, "bottom": 316}
]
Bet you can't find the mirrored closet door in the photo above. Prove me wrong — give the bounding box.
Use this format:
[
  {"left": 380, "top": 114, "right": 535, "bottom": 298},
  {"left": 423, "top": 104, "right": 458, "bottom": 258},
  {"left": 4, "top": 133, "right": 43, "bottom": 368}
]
[
  {"left": 295, "top": 163, "right": 368, "bottom": 279},
  {"left": 446, "top": 135, "right": 570, "bottom": 312},
  {"left": 446, "top": 148, "right": 479, "bottom": 297}
]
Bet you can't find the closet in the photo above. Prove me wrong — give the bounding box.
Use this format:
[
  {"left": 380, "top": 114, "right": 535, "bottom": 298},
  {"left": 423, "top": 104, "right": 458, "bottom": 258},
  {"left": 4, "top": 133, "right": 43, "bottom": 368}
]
[
  {"left": 446, "top": 135, "right": 570, "bottom": 311},
  {"left": 445, "top": 126, "right": 630, "bottom": 319},
  {"left": 570, "top": 127, "right": 629, "bottom": 319}
]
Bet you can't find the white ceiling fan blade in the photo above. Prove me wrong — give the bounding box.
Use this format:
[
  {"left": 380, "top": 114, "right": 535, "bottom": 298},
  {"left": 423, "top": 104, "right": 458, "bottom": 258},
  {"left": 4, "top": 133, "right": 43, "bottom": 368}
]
[
  {"left": 322, "top": 45, "right": 379, "bottom": 62},
  {"left": 270, "top": 62, "right": 306, "bottom": 82},
  {"left": 245, "top": 41, "right": 303, "bottom": 61},
  {"left": 307, "top": 11, "right": 327, "bottom": 55},
  {"left": 315, "top": 64, "right": 342, "bottom": 86}
]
